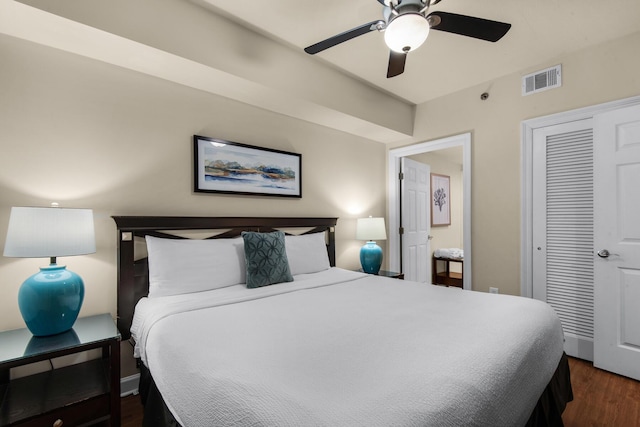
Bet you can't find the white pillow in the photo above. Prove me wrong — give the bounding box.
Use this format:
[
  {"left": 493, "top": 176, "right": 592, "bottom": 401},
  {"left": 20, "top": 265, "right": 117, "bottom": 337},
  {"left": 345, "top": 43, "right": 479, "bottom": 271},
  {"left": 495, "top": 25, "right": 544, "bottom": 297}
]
[
  {"left": 285, "top": 232, "right": 331, "bottom": 276},
  {"left": 146, "top": 236, "right": 245, "bottom": 297}
]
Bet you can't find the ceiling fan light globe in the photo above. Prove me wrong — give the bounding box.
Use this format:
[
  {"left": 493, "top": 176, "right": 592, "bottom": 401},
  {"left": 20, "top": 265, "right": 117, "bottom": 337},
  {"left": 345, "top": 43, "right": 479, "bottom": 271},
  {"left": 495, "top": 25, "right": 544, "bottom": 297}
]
[{"left": 384, "top": 13, "right": 430, "bottom": 53}]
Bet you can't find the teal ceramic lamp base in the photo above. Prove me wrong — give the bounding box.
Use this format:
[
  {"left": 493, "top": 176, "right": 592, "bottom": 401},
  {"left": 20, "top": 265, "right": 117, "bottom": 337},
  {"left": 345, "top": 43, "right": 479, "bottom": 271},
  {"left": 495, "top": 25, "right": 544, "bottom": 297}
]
[
  {"left": 18, "top": 263, "right": 85, "bottom": 337},
  {"left": 360, "top": 241, "right": 383, "bottom": 274}
]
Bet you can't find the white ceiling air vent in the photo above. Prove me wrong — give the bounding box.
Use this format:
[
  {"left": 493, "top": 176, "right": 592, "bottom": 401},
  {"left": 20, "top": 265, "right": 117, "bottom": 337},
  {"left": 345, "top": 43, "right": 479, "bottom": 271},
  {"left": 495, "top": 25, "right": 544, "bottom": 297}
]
[{"left": 522, "top": 64, "right": 562, "bottom": 96}]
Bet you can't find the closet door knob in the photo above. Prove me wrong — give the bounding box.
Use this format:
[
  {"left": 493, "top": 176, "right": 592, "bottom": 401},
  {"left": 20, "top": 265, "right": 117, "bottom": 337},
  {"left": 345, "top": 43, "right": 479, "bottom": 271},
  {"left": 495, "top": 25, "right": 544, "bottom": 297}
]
[{"left": 597, "top": 249, "right": 610, "bottom": 258}]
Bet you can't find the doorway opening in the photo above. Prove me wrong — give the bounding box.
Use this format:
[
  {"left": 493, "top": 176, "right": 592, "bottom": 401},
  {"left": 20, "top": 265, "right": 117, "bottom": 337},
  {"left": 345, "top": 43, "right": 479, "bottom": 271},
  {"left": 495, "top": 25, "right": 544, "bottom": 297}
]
[{"left": 387, "top": 132, "right": 472, "bottom": 289}]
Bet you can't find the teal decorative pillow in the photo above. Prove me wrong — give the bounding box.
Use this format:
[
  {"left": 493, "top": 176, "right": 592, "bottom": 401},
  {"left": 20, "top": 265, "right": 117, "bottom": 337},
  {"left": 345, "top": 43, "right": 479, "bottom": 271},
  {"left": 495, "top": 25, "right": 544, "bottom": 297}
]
[{"left": 242, "top": 231, "right": 293, "bottom": 288}]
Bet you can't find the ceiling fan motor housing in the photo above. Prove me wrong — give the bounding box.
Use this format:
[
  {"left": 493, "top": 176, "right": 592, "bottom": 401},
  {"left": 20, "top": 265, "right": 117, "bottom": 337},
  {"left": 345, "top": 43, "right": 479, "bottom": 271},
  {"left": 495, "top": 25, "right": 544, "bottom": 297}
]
[
  {"left": 384, "top": 0, "right": 427, "bottom": 18},
  {"left": 381, "top": 0, "right": 440, "bottom": 6}
]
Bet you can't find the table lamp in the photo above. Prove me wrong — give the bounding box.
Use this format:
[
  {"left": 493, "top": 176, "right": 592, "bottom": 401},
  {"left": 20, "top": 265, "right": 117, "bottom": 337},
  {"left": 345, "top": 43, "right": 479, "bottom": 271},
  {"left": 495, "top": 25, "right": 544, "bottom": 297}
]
[
  {"left": 356, "top": 217, "right": 387, "bottom": 274},
  {"left": 3, "top": 206, "right": 95, "bottom": 336}
]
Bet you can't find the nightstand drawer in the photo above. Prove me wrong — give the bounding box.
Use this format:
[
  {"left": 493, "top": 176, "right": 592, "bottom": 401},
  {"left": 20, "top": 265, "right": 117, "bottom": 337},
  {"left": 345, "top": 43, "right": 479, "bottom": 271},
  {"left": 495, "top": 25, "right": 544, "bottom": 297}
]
[
  {"left": 12, "top": 394, "right": 109, "bottom": 427},
  {"left": 1, "top": 359, "right": 110, "bottom": 426}
]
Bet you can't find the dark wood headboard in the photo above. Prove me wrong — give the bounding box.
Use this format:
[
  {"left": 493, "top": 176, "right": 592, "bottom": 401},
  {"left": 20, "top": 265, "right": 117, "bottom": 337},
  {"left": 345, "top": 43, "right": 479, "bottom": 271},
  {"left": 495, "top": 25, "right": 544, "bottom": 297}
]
[{"left": 112, "top": 216, "right": 338, "bottom": 339}]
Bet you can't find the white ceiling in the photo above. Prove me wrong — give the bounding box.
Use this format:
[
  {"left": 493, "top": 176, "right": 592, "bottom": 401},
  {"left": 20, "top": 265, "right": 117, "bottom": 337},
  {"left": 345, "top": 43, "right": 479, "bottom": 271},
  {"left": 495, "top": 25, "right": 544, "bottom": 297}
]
[{"left": 192, "top": 0, "right": 640, "bottom": 105}]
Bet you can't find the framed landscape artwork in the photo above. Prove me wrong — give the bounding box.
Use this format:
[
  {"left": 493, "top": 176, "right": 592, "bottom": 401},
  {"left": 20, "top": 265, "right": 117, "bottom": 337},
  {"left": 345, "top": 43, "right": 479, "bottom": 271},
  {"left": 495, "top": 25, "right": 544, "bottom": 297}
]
[
  {"left": 431, "top": 173, "right": 451, "bottom": 226},
  {"left": 194, "top": 135, "right": 302, "bottom": 198}
]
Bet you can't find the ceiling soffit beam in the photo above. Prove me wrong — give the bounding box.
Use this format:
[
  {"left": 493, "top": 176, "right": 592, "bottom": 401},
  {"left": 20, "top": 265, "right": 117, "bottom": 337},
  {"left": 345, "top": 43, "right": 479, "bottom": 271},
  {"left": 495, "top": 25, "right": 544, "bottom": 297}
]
[{"left": 2, "top": 1, "right": 414, "bottom": 143}]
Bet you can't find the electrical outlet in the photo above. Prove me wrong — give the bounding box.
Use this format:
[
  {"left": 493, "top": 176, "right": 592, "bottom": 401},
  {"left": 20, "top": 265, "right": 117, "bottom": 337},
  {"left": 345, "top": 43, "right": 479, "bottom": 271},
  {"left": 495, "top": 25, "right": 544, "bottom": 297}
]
[{"left": 489, "top": 287, "right": 499, "bottom": 294}]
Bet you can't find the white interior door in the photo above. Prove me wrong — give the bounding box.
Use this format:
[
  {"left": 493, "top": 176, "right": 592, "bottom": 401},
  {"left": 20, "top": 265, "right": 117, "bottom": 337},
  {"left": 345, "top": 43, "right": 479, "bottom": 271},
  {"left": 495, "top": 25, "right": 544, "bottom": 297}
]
[
  {"left": 593, "top": 104, "right": 640, "bottom": 380},
  {"left": 531, "top": 119, "right": 595, "bottom": 361},
  {"left": 400, "top": 157, "right": 431, "bottom": 283}
]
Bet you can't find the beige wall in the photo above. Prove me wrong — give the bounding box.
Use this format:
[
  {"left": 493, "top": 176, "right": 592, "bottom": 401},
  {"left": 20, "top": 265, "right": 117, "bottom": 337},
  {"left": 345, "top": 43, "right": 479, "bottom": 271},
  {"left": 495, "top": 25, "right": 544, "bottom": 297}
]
[
  {"left": 0, "top": 34, "right": 387, "bottom": 342},
  {"left": 390, "top": 30, "right": 640, "bottom": 295}
]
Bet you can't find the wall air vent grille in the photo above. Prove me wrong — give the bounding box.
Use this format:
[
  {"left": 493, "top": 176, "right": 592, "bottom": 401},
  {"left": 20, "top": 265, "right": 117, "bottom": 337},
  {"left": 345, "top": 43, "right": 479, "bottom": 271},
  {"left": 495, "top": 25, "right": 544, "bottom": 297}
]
[{"left": 522, "top": 64, "right": 562, "bottom": 96}]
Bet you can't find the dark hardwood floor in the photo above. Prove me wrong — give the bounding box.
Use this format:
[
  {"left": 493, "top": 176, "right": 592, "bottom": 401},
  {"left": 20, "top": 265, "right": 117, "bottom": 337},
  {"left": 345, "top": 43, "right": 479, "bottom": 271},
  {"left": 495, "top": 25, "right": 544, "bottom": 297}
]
[
  {"left": 121, "top": 393, "right": 143, "bottom": 427},
  {"left": 562, "top": 357, "right": 640, "bottom": 426},
  {"left": 120, "top": 357, "right": 640, "bottom": 427}
]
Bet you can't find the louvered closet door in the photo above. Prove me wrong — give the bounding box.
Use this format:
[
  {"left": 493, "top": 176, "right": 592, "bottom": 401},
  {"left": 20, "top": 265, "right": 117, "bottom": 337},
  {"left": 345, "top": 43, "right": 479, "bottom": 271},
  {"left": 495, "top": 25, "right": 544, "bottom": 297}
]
[{"left": 532, "top": 119, "right": 594, "bottom": 361}]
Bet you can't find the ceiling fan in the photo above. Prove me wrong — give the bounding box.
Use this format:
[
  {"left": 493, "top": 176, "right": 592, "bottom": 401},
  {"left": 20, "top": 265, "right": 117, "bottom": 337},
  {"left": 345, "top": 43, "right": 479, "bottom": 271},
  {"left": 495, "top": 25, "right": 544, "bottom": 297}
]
[{"left": 304, "top": 0, "right": 511, "bottom": 78}]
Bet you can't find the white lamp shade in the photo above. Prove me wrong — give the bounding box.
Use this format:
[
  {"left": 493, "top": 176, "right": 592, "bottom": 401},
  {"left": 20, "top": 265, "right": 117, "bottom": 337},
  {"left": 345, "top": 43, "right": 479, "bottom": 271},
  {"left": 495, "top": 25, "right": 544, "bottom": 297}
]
[
  {"left": 384, "top": 13, "right": 430, "bottom": 53},
  {"left": 356, "top": 217, "right": 387, "bottom": 241},
  {"left": 4, "top": 207, "right": 96, "bottom": 258}
]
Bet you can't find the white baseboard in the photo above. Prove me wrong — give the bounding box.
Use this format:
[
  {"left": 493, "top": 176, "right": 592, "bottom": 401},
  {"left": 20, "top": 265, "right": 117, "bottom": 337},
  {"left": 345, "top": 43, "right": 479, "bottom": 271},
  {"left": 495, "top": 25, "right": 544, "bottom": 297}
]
[{"left": 120, "top": 373, "right": 140, "bottom": 397}]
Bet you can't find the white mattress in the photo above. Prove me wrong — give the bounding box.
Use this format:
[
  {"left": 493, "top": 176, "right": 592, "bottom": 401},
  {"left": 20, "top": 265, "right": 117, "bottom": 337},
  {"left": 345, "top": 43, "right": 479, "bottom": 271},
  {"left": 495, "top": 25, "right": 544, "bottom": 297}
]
[{"left": 132, "top": 268, "right": 564, "bottom": 427}]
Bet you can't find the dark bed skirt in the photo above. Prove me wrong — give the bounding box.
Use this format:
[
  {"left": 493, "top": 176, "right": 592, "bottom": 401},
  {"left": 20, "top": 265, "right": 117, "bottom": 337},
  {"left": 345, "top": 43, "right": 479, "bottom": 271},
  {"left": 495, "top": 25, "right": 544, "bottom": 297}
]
[
  {"left": 525, "top": 352, "right": 573, "bottom": 426},
  {"left": 139, "top": 361, "right": 181, "bottom": 427},
  {"left": 138, "top": 352, "right": 573, "bottom": 427}
]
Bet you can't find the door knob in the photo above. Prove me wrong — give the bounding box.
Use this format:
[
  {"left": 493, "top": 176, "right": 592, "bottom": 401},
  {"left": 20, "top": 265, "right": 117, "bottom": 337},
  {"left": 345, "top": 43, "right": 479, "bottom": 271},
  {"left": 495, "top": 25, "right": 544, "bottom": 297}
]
[{"left": 597, "top": 249, "right": 611, "bottom": 258}]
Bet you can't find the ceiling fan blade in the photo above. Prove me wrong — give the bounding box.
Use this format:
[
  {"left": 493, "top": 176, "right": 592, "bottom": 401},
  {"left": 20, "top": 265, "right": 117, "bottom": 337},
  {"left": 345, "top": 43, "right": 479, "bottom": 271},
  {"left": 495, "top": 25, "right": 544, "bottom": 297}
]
[
  {"left": 427, "top": 11, "right": 511, "bottom": 42},
  {"left": 387, "top": 50, "right": 407, "bottom": 78},
  {"left": 305, "top": 21, "right": 383, "bottom": 55}
]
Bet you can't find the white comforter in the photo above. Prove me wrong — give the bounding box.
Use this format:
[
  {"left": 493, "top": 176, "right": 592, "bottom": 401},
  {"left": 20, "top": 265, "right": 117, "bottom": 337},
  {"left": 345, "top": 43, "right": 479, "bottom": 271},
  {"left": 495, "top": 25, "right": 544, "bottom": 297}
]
[{"left": 132, "top": 268, "right": 564, "bottom": 427}]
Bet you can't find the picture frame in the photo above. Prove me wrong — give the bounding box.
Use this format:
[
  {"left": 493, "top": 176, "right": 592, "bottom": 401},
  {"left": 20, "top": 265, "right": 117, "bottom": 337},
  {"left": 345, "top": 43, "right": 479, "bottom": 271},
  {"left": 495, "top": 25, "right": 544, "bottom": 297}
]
[
  {"left": 431, "top": 173, "right": 450, "bottom": 226},
  {"left": 194, "top": 135, "right": 302, "bottom": 198}
]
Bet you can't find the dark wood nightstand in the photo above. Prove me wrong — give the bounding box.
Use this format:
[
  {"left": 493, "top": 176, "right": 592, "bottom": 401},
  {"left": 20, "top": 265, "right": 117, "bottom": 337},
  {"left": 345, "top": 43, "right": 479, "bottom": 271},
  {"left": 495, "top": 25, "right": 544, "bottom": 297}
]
[
  {"left": 358, "top": 269, "right": 404, "bottom": 280},
  {"left": 0, "top": 314, "right": 121, "bottom": 426}
]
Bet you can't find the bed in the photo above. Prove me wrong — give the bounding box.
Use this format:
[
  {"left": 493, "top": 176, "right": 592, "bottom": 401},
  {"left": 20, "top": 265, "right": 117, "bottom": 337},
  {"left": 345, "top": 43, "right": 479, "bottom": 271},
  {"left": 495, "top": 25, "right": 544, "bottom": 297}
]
[{"left": 113, "top": 216, "right": 572, "bottom": 427}]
